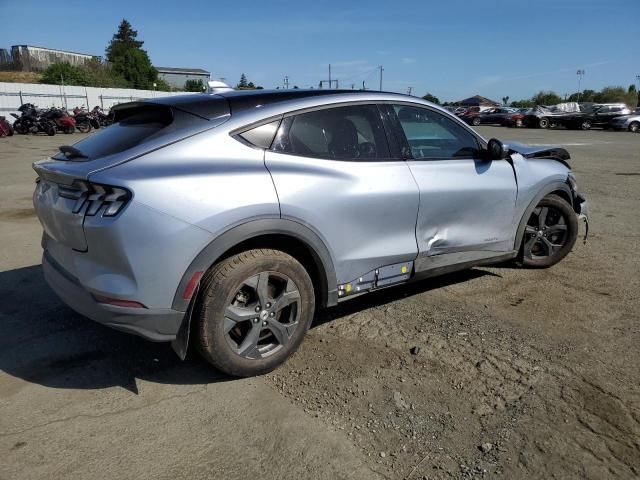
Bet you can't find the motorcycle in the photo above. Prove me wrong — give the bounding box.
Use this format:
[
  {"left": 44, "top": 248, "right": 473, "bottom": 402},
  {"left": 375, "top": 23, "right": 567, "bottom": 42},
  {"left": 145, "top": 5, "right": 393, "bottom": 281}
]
[
  {"left": 91, "top": 106, "right": 114, "bottom": 127},
  {"left": 11, "top": 104, "right": 55, "bottom": 136},
  {"left": 72, "top": 106, "right": 95, "bottom": 133},
  {"left": 42, "top": 107, "right": 76, "bottom": 134},
  {"left": 0, "top": 116, "right": 14, "bottom": 137}
]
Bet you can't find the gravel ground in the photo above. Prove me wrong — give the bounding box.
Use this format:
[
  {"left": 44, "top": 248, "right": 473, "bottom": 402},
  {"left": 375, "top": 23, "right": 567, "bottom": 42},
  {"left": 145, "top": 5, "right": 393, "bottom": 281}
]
[{"left": 0, "top": 126, "right": 639, "bottom": 479}]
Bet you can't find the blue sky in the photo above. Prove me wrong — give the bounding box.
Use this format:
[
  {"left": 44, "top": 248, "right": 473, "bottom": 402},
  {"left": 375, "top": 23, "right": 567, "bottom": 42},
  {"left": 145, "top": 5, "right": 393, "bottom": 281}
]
[{"left": 1, "top": 0, "right": 638, "bottom": 101}]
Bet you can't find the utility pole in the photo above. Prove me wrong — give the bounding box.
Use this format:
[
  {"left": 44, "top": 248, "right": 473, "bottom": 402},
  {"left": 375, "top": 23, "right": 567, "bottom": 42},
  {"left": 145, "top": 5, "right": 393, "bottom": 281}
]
[
  {"left": 576, "top": 69, "right": 585, "bottom": 102},
  {"left": 283, "top": 75, "right": 289, "bottom": 89},
  {"left": 379, "top": 65, "right": 384, "bottom": 91},
  {"left": 351, "top": 83, "right": 355, "bottom": 90},
  {"left": 362, "top": 80, "right": 366, "bottom": 90},
  {"left": 319, "top": 64, "right": 338, "bottom": 89},
  {"left": 407, "top": 86, "right": 412, "bottom": 96}
]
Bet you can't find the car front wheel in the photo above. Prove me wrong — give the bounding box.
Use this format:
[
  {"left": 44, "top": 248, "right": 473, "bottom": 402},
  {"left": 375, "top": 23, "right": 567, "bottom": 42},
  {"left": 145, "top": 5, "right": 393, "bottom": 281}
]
[
  {"left": 195, "top": 249, "right": 315, "bottom": 377},
  {"left": 520, "top": 195, "right": 578, "bottom": 268},
  {"left": 629, "top": 121, "right": 639, "bottom": 133}
]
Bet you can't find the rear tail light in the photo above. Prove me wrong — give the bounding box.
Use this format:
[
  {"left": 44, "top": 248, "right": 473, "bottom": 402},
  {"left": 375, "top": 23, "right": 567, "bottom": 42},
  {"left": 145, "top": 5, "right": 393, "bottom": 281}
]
[{"left": 58, "top": 180, "right": 131, "bottom": 217}]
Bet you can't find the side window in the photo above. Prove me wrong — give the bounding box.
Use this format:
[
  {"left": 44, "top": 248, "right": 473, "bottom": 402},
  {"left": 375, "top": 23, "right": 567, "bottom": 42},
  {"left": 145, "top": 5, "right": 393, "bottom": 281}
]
[
  {"left": 238, "top": 119, "right": 280, "bottom": 149},
  {"left": 271, "top": 105, "right": 390, "bottom": 160},
  {"left": 393, "top": 105, "right": 479, "bottom": 160}
]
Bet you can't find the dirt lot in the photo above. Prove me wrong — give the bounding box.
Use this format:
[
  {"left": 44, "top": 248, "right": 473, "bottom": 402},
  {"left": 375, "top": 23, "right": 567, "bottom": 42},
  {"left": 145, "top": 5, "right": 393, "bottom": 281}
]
[{"left": 1, "top": 127, "right": 639, "bottom": 480}]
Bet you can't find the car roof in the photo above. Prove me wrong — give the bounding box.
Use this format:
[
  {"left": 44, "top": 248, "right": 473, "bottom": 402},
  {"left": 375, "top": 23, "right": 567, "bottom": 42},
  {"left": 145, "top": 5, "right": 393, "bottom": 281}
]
[
  {"left": 218, "top": 89, "right": 400, "bottom": 113},
  {"left": 147, "top": 89, "right": 430, "bottom": 119}
]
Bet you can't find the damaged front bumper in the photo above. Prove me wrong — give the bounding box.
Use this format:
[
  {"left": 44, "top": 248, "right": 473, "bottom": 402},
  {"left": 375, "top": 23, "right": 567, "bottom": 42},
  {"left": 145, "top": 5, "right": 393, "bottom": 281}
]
[{"left": 575, "top": 193, "right": 589, "bottom": 242}]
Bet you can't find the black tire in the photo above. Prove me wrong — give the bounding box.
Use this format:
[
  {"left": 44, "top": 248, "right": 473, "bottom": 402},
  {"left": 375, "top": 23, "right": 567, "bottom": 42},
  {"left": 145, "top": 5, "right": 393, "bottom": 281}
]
[
  {"left": 520, "top": 194, "right": 578, "bottom": 268},
  {"left": 580, "top": 119, "right": 592, "bottom": 130},
  {"left": 76, "top": 122, "right": 91, "bottom": 133},
  {"left": 472, "top": 117, "right": 481, "bottom": 126},
  {"left": 45, "top": 123, "right": 55, "bottom": 136},
  {"left": 64, "top": 125, "right": 75, "bottom": 134},
  {"left": 515, "top": 119, "right": 522, "bottom": 127},
  {"left": 13, "top": 120, "right": 27, "bottom": 135},
  {"left": 195, "top": 249, "right": 315, "bottom": 377},
  {"left": 539, "top": 117, "right": 550, "bottom": 129},
  {"left": 629, "top": 121, "right": 639, "bottom": 133},
  {"left": 7, "top": 124, "right": 13, "bottom": 136}
]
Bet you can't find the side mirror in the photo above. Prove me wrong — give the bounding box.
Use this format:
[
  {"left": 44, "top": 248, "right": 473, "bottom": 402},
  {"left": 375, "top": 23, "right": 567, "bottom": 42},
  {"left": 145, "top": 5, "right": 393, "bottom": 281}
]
[{"left": 486, "top": 138, "right": 508, "bottom": 160}]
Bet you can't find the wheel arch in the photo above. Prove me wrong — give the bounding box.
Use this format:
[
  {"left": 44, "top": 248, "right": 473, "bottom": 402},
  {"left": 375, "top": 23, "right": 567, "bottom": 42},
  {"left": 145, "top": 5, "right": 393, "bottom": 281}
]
[
  {"left": 514, "top": 181, "right": 573, "bottom": 251},
  {"left": 172, "top": 218, "right": 338, "bottom": 313}
]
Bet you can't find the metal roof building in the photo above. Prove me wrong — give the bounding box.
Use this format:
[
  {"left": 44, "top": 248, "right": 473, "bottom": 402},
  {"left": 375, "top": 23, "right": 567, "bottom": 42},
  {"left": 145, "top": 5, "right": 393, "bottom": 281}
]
[{"left": 156, "top": 66, "right": 211, "bottom": 89}]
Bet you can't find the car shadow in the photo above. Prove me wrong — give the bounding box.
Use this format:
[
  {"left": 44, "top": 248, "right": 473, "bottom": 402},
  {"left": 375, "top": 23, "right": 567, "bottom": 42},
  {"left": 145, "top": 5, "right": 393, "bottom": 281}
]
[{"left": 0, "top": 264, "right": 500, "bottom": 393}]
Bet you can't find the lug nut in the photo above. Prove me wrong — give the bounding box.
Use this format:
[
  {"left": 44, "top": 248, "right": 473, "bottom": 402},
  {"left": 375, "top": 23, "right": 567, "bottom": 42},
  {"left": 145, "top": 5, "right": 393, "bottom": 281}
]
[
  {"left": 269, "top": 312, "right": 275, "bottom": 317},
  {"left": 253, "top": 318, "right": 259, "bottom": 323},
  {"left": 265, "top": 302, "right": 272, "bottom": 308},
  {"left": 262, "top": 321, "right": 268, "bottom": 326},
  {"left": 255, "top": 306, "right": 261, "bottom": 312}
]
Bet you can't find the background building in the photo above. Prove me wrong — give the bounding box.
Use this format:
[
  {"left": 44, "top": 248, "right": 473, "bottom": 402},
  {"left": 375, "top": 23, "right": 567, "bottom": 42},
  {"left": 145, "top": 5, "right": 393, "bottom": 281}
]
[
  {"left": 9, "top": 45, "right": 96, "bottom": 71},
  {"left": 156, "top": 67, "right": 211, "bottom": 89}
]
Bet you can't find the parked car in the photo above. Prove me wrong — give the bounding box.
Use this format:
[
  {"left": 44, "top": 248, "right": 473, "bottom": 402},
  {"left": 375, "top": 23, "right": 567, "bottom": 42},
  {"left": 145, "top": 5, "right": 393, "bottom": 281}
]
[
  {"left": 564, "top": 104, "right": 632, "bottom": 130},
  {"left": 503, "top": 108, "right": 530, "bottom": 127},
  {"left": 523, "top": 103, "right": 581, "bottom": 129},
  {"left": 32, "top": 90, "right": 588, "bottom": 377},
  {"left": 609, "top": 110, "right": 640, "bottom": 132},
  {"left": 461, "top": 107, "right": 518, "bottom": 126}
]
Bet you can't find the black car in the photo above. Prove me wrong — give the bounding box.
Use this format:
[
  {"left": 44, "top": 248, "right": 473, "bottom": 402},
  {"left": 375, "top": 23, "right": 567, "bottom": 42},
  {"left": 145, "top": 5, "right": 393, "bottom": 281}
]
[{"left": 566, "top": 104, "right": 632, "bottom": 130}]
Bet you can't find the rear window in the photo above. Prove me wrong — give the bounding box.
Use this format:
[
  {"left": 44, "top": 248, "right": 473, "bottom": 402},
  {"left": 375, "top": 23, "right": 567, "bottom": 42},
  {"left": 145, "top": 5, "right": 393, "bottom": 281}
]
[{"left": 53, "top": 105, "right": 209, "bottom": 161}]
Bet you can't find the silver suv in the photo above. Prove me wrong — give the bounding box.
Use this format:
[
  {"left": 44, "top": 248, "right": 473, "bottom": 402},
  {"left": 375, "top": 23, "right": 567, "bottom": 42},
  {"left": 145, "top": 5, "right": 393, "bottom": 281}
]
[{"left": 33, "top": 90, "right": 589, "bottom": 377}]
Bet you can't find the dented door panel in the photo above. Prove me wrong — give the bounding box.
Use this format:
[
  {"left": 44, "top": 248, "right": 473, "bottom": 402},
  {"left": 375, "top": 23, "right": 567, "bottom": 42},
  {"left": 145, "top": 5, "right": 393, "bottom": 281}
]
[{"left": 407, "top": 158, "right": 518, "bottom": 263}]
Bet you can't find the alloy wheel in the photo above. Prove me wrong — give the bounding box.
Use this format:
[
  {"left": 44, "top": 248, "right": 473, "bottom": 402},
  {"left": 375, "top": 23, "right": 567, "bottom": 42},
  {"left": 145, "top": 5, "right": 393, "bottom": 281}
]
[
  {"left": 523, "top": 205, "right": 569, "bottom": 260},
  {"left": 224, "top": 271, "right": 301, "bottom": 359}
]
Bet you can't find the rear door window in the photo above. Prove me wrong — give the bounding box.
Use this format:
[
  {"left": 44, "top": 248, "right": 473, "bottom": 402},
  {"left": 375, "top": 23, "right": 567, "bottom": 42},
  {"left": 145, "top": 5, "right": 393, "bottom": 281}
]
[{"left": 271, "top": 104, "right": 390, "bottom": 161}]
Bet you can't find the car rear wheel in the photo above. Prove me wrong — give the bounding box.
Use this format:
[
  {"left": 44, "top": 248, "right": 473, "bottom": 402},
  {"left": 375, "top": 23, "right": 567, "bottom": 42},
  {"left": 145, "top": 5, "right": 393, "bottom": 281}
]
[
  {"left": 195, "top": 249, "right": 315, "bottom": 377},
  {"left": 472, "top": 117, "right": 481, "bottom": 126},
  {"left": 515, "top": 119, "right": 522, "bottom": 127},
  {"left": 580, "top": 119, "right": 592, "bottom": 130},
  {"left": 520, "top": 195, "right": 578, "bottom": 268},
  {"left": 539, "top": 117, "right": 550, "bottom": 129},
  {"left": 629, "top": 121, "right": 639, "bottom": 133}
]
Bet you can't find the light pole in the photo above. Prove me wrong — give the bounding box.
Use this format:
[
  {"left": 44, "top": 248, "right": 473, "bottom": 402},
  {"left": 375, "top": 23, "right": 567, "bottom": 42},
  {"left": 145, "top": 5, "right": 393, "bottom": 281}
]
[{"left": 576, "top": 69, "right": 585, "bottom": 102}]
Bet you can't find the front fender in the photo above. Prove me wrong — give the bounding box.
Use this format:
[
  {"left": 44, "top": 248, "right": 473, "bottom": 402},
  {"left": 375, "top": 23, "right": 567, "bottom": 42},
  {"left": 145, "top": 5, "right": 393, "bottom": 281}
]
[{"left": 513, "top": 181, "right": 573, "bottom": 250}]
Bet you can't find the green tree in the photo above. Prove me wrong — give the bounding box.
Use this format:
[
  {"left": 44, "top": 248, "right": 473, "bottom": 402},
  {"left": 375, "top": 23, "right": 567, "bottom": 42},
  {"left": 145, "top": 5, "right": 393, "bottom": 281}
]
[
  {"left": 510, "top": 99, "right": 535, "bottom": 108},
  {"left": 532, "top": 91, "right": 562, "bottom": 106},
  {"left": 568, "top": 89, "right": 596, "bottom": 103},
  {"left": 106, "top": 19, "right": 158, "bottom": 89},
  {"left": 422, "top": 93, "right": 440, "bottom": 104},
  {"left": 628, "top": 84, "right": 639, "bottom": 108},
  {"left": 184, "top": 79, "right": 205, "bottom": 92},
  {"left": 237, "top": 73, "right": 248, "bottom": 88},
  {"left": 41, "top": 62, "right": 89, "bottom": 86},
  {"left": 83, "top": 58, "right": 129, "bottom": 88}
]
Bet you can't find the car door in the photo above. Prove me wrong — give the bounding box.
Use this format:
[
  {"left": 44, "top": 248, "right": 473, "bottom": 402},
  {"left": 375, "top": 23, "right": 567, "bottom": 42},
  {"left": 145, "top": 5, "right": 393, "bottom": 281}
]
[
  {"left": 385, "top": 104, "right": 518, "bottom": 272},
  {"left": 264, "top": 103, "right": 420, "bottom": 285}
]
